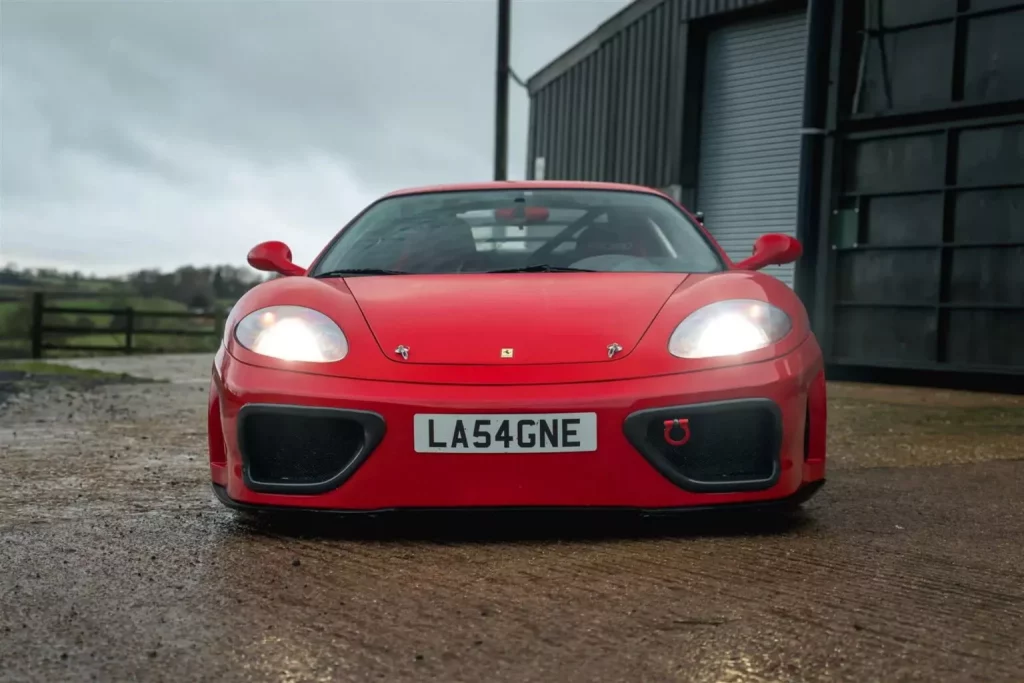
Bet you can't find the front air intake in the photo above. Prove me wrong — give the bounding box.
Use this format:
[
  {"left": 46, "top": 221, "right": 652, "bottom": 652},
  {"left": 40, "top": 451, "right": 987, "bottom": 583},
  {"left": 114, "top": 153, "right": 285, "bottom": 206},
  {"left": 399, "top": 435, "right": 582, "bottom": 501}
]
[
  {"left": 237, "top": 404, "right": 386, "bottom": 494},
  {"left": 623, "top": 399, "right": 782, "bottom": 493}
]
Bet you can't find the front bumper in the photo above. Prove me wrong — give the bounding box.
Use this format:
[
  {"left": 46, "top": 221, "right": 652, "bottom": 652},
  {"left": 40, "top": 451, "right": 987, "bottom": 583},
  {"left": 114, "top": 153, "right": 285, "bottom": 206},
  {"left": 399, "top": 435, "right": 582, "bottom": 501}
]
[{"left": 209, "top": 338, "right": 826, "bottom": 511}]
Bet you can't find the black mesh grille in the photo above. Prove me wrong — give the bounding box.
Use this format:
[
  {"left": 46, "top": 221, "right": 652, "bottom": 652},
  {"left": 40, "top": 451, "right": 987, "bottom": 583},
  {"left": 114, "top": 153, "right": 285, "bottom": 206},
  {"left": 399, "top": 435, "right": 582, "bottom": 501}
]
[
  {"left": 644, "top": 406, "right": 776, "bottom": 482},
  {"left": 239, "top": 406, "right": 384, "bottom": 492},
  {"left": 624, "top": 399, "right": 781, "bottom": 492}
]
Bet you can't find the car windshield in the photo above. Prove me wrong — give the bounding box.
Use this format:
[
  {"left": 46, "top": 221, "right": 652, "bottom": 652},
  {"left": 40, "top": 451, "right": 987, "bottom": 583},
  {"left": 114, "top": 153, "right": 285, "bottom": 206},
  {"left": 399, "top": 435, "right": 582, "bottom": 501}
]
[{"left": 310, "top": 189, "right": 724, "bottom": 276}]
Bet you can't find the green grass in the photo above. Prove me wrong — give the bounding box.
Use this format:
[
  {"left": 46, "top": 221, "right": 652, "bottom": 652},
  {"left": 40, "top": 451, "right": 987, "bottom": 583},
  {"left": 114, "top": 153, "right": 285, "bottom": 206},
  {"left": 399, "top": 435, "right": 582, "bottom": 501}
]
[
  {"left": 0, "top": 340, "right": 31, "bottom": 358},
  {"left": 59, "top": 332, "right": 220, "bottom": 354},
  {"left": 47, "top": 296, "right": 188, "bottom": 315},
  {"left": 51, "top": 296, "right": 186, "bottom": 310},
  {"left": 0, "top": 359, "right": 130, "bottom": 379}
]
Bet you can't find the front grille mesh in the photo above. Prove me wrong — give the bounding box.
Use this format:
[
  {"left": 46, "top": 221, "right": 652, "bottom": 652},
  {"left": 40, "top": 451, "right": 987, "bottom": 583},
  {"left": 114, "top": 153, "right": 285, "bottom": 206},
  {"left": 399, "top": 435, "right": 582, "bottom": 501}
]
[
  {"left": 242, "top": 411, "right": 365, "bottom": 486},
  {"left": 643, "top": 404, "right": 777, "bottom": 483}
]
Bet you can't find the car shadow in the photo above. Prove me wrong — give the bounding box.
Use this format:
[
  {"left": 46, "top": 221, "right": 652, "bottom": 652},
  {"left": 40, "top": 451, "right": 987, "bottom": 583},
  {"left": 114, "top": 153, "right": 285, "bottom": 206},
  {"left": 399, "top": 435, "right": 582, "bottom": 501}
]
[{"left": 227, "top": 505, "right": 816, "bottom": 544}]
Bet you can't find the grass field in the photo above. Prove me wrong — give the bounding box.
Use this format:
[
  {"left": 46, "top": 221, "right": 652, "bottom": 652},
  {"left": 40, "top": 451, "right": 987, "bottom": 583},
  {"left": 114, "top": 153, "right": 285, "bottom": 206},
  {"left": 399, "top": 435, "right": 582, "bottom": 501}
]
[{"left": 0, "top": 359, "right": 136, "bottom": 379}]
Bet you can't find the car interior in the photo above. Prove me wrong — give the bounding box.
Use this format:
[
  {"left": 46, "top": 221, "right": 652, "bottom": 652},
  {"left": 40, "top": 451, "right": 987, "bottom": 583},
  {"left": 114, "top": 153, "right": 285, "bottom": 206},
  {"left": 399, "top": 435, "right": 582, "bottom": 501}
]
[{"left": 366, "top": 205, "right": 708, "bottom": 274}]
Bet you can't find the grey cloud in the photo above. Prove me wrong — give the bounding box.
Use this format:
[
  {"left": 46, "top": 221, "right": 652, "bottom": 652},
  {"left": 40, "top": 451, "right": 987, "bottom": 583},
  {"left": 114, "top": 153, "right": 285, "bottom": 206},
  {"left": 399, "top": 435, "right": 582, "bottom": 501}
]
[{"left": 1, "top": 0, "right": 628, "bottom": 274}]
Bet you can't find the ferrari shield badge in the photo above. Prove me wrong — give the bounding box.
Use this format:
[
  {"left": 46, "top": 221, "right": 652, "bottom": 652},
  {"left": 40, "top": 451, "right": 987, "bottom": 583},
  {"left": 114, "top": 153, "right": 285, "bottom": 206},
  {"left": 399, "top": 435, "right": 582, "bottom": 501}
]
[{"left": 500, "top": 348, "right": 514, "bottom": 358}]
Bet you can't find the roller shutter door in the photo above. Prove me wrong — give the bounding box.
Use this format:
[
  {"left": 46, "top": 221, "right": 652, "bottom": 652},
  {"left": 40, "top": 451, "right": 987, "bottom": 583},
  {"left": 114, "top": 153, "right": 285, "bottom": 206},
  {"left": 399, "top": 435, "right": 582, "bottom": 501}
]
[{"left": 696, "top": 12, "right": 808, "bottom": 286}]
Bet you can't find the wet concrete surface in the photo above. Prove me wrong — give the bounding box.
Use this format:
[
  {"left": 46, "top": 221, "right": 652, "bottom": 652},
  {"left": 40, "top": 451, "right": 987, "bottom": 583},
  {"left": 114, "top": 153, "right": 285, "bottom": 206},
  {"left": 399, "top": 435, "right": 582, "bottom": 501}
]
[{"left": 2, "top": 355, "right": 1023, "bottom": 682}]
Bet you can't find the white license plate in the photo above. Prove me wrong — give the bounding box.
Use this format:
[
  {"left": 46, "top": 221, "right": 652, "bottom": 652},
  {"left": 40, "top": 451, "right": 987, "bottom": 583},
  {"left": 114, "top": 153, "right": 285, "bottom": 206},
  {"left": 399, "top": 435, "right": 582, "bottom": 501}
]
[{"left": 413, "top": 413, "right": 597, "bottom": 453}]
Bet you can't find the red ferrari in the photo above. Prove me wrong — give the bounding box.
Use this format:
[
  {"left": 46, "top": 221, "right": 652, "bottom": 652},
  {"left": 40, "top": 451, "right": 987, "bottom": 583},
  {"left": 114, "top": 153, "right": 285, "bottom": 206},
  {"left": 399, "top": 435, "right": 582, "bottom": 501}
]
[{"left": 209, "top": 181, "right": 826, "bottom": 515}]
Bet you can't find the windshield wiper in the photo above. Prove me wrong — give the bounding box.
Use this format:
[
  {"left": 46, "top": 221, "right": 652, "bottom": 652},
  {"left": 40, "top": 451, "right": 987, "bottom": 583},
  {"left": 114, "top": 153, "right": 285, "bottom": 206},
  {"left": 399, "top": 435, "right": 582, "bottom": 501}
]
[
  {"left": 486, "top": 264, "right": 597, "bottom": 274},
  {"left": 313, "top": 268, "right": 412, "bottom": 278}
]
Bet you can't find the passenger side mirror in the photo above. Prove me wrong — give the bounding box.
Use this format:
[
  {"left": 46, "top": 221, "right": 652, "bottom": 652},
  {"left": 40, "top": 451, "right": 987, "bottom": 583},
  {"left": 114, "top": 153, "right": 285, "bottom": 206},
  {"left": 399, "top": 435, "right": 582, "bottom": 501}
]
[
  {"left": 734, "top": 234, "right": 802, "bottom": 271},
  {"left": 247, "top": 241, "right": 307, "bottom": 277}
]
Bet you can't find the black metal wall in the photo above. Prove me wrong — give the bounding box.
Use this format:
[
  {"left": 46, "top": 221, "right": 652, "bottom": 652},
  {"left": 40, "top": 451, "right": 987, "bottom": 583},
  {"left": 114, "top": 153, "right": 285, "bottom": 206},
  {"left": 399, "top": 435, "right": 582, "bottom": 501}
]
[
  {"left": 817, "top": 0, "right": 1024, "bottom": 377},
  {"left": 528, "top": 0, "right": 1024, "bottom": 384},
  {"left": 527, "top": 0, "right": 775, "bottom": 188}
]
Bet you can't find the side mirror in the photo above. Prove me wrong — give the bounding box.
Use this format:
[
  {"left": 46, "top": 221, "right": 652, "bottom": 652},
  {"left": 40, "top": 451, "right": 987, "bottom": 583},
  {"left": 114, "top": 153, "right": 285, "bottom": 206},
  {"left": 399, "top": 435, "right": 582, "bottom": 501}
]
[
  {"left": 694, "top": 211, "right": 705, "bottom": 223},
  {"left": 247, "top": 241, "right": 306, "bottom": 277},
  {"left": 734, "top": 234, "right": 802, "bottom": 271}
]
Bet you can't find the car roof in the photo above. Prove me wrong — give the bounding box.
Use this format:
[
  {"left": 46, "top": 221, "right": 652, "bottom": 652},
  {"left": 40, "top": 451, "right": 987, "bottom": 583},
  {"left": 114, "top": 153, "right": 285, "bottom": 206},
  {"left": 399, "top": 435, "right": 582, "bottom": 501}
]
[{"left": 382, "top": 180, "right": 668, "bottom": 199}]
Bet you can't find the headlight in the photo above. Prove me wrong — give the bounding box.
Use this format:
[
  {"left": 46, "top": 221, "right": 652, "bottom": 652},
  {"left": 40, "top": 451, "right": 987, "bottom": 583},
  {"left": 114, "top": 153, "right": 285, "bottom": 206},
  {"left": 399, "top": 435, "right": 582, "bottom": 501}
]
[
  {"left": 234, "top": 305, "right": 348, "bottom": 363},
  {"left": 668, "top": 299, "right": 791, "bottom": 359}
]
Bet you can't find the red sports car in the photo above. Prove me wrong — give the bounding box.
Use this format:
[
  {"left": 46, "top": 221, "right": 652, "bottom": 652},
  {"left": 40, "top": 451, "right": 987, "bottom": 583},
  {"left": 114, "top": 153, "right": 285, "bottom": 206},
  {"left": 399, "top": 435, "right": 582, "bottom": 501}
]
[{"left": 209, "top": 181, "right": 826, "bottom": 515}]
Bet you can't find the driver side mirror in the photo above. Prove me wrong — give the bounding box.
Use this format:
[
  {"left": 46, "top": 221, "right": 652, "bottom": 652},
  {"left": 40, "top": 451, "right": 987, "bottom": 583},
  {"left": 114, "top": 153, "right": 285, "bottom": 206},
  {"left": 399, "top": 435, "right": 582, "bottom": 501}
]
[
  {"left": 247, "top": 241, "right": 307, "bottom": 277},
  {"left": 734, "top": 234, "right": 802, "bottom": 271}
]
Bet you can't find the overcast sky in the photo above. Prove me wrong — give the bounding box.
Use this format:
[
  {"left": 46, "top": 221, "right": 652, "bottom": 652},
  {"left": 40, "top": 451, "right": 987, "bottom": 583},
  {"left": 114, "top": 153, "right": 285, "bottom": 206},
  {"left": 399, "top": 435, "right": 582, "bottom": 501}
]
[{"left": 1, "top": 0, "right": 628, "bottom": 275}]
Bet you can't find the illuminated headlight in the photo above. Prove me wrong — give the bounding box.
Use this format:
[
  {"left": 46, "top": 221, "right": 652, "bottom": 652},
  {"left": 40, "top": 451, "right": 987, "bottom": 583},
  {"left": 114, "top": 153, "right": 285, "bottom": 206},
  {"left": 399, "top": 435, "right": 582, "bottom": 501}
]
[
  {"left": 234, "top": 306, "right": 348, "bottom": 363},
  {"left": 668, "top": 299, "right": 791, "bottom": 359}
]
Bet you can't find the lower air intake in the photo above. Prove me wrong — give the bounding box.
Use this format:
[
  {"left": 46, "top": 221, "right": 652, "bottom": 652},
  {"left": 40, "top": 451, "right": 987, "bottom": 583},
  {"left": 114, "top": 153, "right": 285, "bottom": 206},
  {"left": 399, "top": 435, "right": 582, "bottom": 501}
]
[
  {"left": 623, "top": 399, "right": 782, "bottom": 493},
  {"left": 237, "top": 405, "right": 385, "bottom": 494}
]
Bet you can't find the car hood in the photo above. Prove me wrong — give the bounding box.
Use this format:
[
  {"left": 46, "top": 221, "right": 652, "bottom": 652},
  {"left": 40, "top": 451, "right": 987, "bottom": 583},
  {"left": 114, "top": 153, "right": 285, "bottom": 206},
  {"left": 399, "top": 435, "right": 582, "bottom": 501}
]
[{"left": 339, "top": 273, "right": 688, "bottom": 365}]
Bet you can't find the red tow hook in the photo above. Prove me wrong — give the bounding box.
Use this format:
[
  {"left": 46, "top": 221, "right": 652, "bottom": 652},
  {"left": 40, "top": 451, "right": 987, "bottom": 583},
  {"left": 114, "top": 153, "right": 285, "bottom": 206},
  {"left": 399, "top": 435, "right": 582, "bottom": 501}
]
[{"left": 663, "top": 418, "right": 691, "bottom": 446}]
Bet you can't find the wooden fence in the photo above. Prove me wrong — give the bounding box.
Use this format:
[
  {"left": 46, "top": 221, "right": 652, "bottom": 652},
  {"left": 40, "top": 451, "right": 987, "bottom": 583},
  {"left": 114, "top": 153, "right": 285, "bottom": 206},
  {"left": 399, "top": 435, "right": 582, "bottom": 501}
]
[{"left": 20, "top": 292, "right": 223, "bottom": 359}]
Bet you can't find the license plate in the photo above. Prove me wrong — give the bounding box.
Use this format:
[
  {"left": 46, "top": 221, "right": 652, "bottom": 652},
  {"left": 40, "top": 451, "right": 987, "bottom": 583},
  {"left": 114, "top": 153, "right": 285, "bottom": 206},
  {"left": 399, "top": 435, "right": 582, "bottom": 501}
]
[{"left": 413, "top": 413, "right": 597, "bottom": 453}]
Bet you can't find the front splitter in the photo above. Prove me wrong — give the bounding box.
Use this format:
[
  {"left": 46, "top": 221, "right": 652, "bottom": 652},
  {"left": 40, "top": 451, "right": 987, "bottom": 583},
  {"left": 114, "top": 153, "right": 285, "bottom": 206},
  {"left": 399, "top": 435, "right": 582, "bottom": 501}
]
[{"left": 212, "top": 480, "right": 824, "bottom": 518}]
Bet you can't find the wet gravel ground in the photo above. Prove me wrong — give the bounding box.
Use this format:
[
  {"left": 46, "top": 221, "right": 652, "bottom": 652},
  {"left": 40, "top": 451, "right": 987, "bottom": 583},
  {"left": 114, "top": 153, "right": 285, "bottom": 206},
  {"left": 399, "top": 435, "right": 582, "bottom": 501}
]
[{"left": 1, "top": 355, "right": 1023, "bottom": 683}]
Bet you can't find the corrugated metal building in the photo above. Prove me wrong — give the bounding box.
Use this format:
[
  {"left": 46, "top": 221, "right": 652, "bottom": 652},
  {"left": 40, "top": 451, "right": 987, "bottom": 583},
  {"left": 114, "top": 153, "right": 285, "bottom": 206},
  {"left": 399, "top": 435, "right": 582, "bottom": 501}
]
[{"left": 527, "top": 0, "right": 1024, "bottom": 389}]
